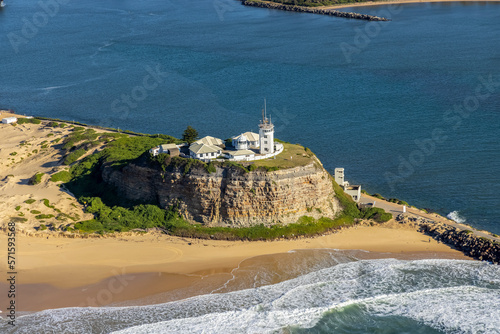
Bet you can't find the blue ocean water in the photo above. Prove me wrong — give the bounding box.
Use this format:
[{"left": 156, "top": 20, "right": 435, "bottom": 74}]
[{"left": 1, "top": 0, "right": 499, "bottom": 233}]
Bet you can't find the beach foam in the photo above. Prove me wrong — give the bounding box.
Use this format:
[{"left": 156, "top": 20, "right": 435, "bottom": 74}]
[{"left": 2, "top": 257, "right": 498, "bottom": 334}]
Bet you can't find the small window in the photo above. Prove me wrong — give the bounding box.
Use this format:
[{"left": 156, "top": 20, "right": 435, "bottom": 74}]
[
  {"left": 264, "top": 135, "right": 268, "bottom": 139},
  {"left": 264, "top": 141, "right": 267, "bottom": 144}
]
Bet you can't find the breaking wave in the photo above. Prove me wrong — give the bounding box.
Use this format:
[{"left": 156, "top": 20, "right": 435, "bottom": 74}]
[
  {"left": 1, "top": 257, "right": 499, "bottom": 334},
  {"left": 447, "top": 211, "right": 467, "bottom": 224}
]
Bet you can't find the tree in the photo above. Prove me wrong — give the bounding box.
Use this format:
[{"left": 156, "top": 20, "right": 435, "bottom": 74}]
[{"left": 182, "top": 126, "right": 198, "bottom": 144}]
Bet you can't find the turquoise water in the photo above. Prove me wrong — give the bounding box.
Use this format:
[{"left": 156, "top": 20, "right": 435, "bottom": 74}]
[{"left": 1, "top": 0, "right": 499, "bottom": 234}]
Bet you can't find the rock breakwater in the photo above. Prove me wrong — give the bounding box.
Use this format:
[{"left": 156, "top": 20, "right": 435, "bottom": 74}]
[
  {"left": 242, "top": 0, "right": 390, "bottom": 21},
  {"left": 397, "top": 214, "right": 500, "bottom": 264}
]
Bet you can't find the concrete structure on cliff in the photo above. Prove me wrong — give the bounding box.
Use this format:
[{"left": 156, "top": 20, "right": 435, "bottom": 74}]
[
  {"left": 335, "top": 168, "right": 362, "bottom": 202},
  {"left": 150, "top": 102, "right": 284, "bottom": 162}
]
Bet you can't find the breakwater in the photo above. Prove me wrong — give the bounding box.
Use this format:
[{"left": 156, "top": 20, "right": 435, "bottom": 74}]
[
  {"left": 241, "top": 0, "right": 390, "bottom": 21},
  {"left": 397, "top": 214, "right": 500, "bottom": 264}
]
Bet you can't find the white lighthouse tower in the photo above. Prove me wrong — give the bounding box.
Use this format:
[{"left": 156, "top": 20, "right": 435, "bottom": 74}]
[{"left": 259, "top": 99, "right": 274, "bottom": 155}]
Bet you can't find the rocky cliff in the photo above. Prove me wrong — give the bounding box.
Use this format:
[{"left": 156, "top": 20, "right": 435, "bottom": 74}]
[{"left": 102, "top": 160, "right": 341, "bottom": 227}]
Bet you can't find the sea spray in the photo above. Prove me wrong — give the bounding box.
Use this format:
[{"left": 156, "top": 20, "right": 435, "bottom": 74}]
[{"left": 447, "top": 210, "right": 467, "bottom": 224}]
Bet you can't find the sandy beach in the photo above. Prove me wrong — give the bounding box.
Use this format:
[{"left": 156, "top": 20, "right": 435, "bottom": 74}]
[
  {"left": 0, "top": 224, "right": 470, "bottom": 313},
  {"left": 0, "top": 113, "right": 471, "bottom": 314}
]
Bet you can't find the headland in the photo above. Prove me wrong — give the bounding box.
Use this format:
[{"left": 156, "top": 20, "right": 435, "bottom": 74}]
[{"left": 0, "top": 111, "right": 498, "bottom": 314}]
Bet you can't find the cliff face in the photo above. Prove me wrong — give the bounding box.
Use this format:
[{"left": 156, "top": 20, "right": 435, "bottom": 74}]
[{"left": 102, "top": 161, "right": 341, "bottom": 227}]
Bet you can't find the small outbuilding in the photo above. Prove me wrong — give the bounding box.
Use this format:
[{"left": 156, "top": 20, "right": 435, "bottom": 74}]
[{"left": 2, "top": 117, "right": 17, "bottom": 124}]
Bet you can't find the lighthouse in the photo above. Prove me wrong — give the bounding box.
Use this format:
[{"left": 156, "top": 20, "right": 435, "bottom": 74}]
[{"left": 259, "top": 99, "right": 274, "bottom": 155}]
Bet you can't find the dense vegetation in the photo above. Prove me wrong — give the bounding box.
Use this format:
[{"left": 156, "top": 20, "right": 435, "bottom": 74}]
[{"left": 48, "top": 122, "right": 392, "bottom": 238}]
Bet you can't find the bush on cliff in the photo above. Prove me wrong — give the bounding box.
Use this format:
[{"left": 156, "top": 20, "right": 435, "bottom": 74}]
[
  {"left": 331, "top": 178, "right": 360, "bottom": 218},
  {"left": 74, "top": 195, "right": 356, "bottom": 239}
]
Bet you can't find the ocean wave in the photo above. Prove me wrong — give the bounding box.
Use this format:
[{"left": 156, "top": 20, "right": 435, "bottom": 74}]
[
  {"left": 2, "top": 258, "right": 499, "bottom": 334},
  {"left": 447, "top": 210, "right": 467, "bottom": 224}
]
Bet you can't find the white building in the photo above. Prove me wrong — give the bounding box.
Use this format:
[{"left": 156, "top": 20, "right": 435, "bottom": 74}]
[
  {"left": 232, "top": 132, "right": 259, "bottom": 150},
  {"left": 335, "top": 168, "right": 361, "bottom": 202},
  {"left": 225, "top": 149, "right": 255, "bottom": 161},
  {"left": 259, "top": 112, "right": 274, "bottom": 155},
  {"left": 150, "top": 143, "right": 179, "bottom": 157},
  {"left": 189, "top": 143, "right": 222, "bottom": 161},
  {"left": 2, "top": 117, "right": 17, "bottom": 124}
]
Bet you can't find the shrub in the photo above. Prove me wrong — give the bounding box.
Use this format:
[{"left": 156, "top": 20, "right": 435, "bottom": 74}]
[
  {"left": 29, "top": 172, "right": 45, "bottom": 185},
  {"left": 205, "top": 162, "right": 217, "bottom": 174},
  {"left": 24, "top": 199, "right": 36, "bottom": 204},
  {"left": 42, "top": 199, "right": 56, "bottom": 209},
  {"left": 30, "top": 210, "right": 41, "bottom": 214},
  {"left": 360, "top": 207, "right": 392, "bottom": 223},
  {"left": 36, "top": 214, "right": 55, "bottom": 220},
  {"left": 10, "top": 152, "right": 17, "bottom": 156},
  {"left": 50, "top": 171, "right": 71, "bottom": 183},
  {"left": 47, "top": 133, "right": 54, "bottom": 137},
  {"left": 39, "top": 224, "right": 47, "bottom": 231},
  {"left": 64, "top": 149, "right": 86, "bottom": 165},
  {"left": 15, "top": 206, "right": 21, "bottom": 211}
]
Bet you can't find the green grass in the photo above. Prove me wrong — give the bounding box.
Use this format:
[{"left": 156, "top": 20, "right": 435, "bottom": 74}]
[
  {"left": 50, "top": 171, "right": 72, "bottom": 183},
  {"left": 17, "top": 117, "right": 41, "bottom": 125},
  {"left": 30, "top": 210, "right": 41, "bottom": 214},
  {"left": 249, "top": 142, "right": 316, "bottom": 170}
]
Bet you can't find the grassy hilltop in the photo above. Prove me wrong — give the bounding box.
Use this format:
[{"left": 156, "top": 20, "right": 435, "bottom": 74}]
[{"left": 8, "top": 117, "right": 390, "bottom": 240}]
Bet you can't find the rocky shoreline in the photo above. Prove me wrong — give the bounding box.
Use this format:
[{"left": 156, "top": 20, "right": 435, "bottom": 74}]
[
  {"left": 241, "top": 0, "right": 390, "bottom": 21},
  {"left": 397, "top": 214, "right": 500, "bottom": 264}
]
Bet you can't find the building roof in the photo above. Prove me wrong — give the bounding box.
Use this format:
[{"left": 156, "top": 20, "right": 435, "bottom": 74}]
[
  {"left": 243, "top": 132, "right": 259, "bottom": 142},
  {"left": 189, "top": 143, "right": 221, "bottom": 154},
  {"left": 233, "top": 132, "right": 259, "bottom": 142},
  {"left": 160, "top": 143, "right": 178, "bottom": 150},
  {"left": 228, "top": 149, "right": 255, "bottom": 157},
  {"left": 195, "top": 136, "right": 223, "bottom": 146}
]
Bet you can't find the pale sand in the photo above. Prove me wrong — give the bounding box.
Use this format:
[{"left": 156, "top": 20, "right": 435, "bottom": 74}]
[
  {"left": 0, "top": 225, "right": 470, "bottom": 311},
  {"left": 0, "top": 113, "right": 93, "bottom": 233},
  {"left": 318, "top": 0, "right": 500, "bottom": 10}
]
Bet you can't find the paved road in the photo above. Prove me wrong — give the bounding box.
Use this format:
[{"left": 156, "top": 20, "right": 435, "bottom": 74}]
[{"left": 360, "top": 193, "right": 500, "bottom": 243}]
